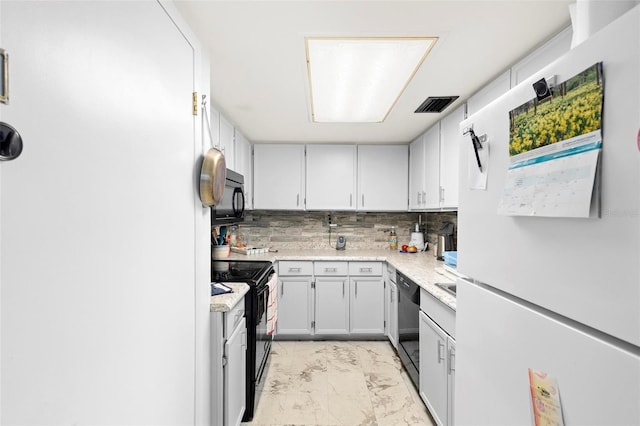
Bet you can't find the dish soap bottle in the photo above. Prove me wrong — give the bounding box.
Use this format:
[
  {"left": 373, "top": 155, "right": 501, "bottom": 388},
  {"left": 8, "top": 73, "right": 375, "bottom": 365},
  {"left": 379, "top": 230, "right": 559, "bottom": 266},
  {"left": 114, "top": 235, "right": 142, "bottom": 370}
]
[{"left": 389, "top": 226, "right": 398, "bottom": 250}]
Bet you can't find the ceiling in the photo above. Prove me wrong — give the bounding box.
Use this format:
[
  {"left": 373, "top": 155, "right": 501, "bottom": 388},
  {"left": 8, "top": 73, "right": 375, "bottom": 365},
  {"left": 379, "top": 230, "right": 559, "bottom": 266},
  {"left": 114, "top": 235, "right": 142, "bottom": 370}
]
[{"left": 175, "top": 0, "right": 573, "bottom": 144}]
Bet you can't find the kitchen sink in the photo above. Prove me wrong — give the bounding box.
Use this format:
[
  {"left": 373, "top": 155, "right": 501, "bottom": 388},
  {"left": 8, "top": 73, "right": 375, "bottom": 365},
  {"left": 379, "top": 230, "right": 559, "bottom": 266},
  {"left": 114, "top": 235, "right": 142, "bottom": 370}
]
[{"left": 435, "top": 282, "right": 457, "bottom": 297}]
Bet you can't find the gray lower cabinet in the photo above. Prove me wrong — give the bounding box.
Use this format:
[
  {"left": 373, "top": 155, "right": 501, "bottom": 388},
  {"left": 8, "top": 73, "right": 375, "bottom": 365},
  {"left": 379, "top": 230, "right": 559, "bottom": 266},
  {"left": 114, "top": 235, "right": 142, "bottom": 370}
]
[
  {"left": 277, "top": 261, "right": 314, "bottom": 335},
  {"left": 349, "top": 276, "right": 385, "bottom": 334},
  {"left": 386, "top": 263, "right": 399, "bottom": 349},
  {"left": 224, "top": 317, "right": 247, "bottom": 426},
  {"left": 388, "top": 280, "right": 399, "bottom": 349},
  {"left": 315, "top": 276, "right": 350, "bottom": 335},
  {"left": 277, "top": 276, "right": 314, "bottom": 335},
  {"left": 275, "top": 260, "right": 385, "bottom": 337},
  {"left": 211, "top": 296, "right": 247, "bottom": 426},
  {"left": 419, "top": 288, "right": 456, "bottom": 426}
]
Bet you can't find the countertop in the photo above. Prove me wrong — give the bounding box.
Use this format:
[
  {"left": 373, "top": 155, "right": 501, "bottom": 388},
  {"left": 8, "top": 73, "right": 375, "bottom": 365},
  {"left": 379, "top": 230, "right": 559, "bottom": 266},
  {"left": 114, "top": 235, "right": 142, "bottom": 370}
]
[
  {"left": 215, "top": 249, "right": 459, "bottom": 310},
  {"left": 210, "top": 282, "right": 250, "bottom": 312}
]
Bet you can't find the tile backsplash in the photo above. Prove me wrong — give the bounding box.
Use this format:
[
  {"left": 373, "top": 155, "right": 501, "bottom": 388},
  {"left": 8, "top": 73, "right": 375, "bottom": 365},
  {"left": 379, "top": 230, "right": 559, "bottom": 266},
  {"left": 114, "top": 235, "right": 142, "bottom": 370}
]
[{"left": 225, "top": 210, "right": 457, "bottom": 251}]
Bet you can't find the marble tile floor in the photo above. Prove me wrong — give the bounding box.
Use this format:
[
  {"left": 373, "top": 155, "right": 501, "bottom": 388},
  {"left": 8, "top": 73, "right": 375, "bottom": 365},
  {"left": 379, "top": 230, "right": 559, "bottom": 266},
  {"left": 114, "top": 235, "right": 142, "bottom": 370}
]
[{"left": 243, "top": 340, "right": 435, "bottom": 426}]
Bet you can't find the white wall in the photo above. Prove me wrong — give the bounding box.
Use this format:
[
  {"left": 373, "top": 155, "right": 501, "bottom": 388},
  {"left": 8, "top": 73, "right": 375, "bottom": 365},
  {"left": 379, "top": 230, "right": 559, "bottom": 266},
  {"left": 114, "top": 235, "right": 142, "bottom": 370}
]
[
  {"left": 158, "top": 2, "right": 214, "bottom": 424},
  {"left": 0, "top": 1, "right": 211, "bottom": 424}
]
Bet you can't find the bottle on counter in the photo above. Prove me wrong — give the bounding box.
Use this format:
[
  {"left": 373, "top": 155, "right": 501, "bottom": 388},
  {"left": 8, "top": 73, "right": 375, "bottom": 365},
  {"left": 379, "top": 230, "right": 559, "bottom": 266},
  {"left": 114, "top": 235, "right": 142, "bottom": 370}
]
[{"left": 389, "top": 226, "right": 398, "bottom": 250}]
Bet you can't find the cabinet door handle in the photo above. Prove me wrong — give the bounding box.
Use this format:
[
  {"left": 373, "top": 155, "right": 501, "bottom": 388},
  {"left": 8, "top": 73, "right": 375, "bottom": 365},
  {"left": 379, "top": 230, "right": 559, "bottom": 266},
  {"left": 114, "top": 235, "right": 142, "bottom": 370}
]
[
  {"left": 350, "top": 193, "right": 353, "bottom": 207},
  {"left": 362, "top": 194, "right": 364, "bottom": 207},
  {"left": 417, "top": 191, "right": 421, "bottom": 205},
  {"left": 390, "top": 290, "right": 394, "bottom": 303},
  {"left": 296, "top": 194, "right": 300, "bottom": 206},
  {"left": 281, "top": 282, "right": 284, "bottom": 296},
  {"left": 422, "top": 191, "right": 427, "bottom": 205},
  {"left": 449, "top": 349, "right": 456, "bottom": 373},
  {"left": 440, "top": 186, "right": 445, "bottom": 203},
  {"left": 355, "top": 282, "right": 358, "bottom": 297},
  {"left": 342, "top": 281, "right": 345, "bottom": 297},
  {"left": 437, "top": 341, "right": 445, "bottom": 363}
]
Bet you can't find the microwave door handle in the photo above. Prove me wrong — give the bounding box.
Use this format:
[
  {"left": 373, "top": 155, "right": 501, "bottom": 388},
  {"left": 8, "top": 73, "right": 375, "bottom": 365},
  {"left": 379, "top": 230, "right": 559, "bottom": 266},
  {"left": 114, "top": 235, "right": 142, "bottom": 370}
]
[{"left": 232, "top": 187, "right": 245, "bottom": 218}]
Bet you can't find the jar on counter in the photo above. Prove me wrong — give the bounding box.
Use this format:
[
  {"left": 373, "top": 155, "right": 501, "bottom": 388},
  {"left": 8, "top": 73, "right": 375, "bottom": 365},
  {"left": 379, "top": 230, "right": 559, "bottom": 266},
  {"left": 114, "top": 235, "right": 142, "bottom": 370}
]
[{"left": 229, "top": 225, "right": 245, "bottom": 248}]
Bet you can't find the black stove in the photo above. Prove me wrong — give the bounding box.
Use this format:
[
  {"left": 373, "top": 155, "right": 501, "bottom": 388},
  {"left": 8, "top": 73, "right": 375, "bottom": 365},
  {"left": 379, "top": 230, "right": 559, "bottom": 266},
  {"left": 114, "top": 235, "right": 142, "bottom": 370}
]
[
  {"left": 212, "top": 259, "right": 274, "bottom": 422},
  {"left": 212, "top": 260, "right": 273, "bottom": 286}
]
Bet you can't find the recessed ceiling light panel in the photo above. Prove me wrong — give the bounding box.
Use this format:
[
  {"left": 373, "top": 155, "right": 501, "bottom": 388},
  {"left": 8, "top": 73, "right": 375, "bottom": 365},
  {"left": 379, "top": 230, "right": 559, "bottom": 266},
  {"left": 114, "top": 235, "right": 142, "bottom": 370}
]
[{"left": 306, "top": 37, "right": 437, "bottom": 123}]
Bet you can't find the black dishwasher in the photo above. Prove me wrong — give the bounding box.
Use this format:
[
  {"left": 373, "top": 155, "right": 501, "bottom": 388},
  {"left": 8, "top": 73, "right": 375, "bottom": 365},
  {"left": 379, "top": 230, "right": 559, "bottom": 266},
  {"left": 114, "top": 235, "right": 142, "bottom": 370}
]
[{"left": 396, "top": 271, "right": 420, "bottom": 389}]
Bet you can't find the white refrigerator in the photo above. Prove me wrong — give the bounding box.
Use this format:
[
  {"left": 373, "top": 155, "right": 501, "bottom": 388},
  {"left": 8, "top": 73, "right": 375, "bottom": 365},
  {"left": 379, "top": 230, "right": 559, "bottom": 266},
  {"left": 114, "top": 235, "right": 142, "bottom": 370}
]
[{"left": 455, "top": 6, "right": 640, "bottom": 426}]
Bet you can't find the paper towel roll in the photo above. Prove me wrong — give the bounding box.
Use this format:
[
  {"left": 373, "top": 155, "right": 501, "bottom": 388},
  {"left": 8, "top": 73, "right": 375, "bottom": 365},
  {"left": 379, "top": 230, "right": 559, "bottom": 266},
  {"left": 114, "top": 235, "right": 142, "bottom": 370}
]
[{"left": 409, "top": 232, "right": 425, "bottom": 251}]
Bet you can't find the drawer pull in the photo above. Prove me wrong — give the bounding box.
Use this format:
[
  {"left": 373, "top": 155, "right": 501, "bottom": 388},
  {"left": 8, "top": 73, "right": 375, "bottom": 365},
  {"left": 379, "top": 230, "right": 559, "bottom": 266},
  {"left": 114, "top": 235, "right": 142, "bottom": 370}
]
[
  {"left": 360, "top": 267, "right": 372, "bottom": 273},
  {"left": 437, "top": 341, "right": 445, "bottom": 363},
  {"left": 325, "top": 267, "right": 337, "bottom": 273},
  {"left": 288, "top": 267, "right": 301, "bottom": 273}
]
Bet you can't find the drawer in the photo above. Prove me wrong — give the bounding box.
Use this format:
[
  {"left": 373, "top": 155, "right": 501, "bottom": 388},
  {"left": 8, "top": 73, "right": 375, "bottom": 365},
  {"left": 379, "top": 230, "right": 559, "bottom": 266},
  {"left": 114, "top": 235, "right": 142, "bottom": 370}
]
[
  {"left": 420, "top": 288, "right": 455, "bottom": 338},
  {"left": 348, "top": 261, "right": 383, "bottom": 276},
  {"left": 224, "top": 298, "right": 245, "bottom": 338},
  {"left": 314, "top": 261, "right": 348, "bottom": 276},
  {"left": 278, "top": 261, "right": 313, "bottom": 276}
]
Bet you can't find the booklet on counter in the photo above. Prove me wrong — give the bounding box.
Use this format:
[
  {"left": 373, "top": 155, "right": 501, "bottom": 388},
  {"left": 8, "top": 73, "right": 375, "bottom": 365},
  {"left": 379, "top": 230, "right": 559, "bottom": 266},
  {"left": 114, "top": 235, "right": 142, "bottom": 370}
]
[{"left": 211, "top": 282, "right": 233, "bottom": 296}]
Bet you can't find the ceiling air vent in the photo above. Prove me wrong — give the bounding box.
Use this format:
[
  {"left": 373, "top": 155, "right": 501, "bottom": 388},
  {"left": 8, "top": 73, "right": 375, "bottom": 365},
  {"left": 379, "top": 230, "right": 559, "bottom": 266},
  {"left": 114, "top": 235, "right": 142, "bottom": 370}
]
[{"left": 414, "top": 96, "right": 459, "bottom": 113}]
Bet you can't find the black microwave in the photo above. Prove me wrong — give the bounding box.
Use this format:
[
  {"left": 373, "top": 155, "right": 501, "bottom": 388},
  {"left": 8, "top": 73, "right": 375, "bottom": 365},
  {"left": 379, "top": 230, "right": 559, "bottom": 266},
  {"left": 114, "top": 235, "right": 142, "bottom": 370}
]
[{"left": 212, "top": 169, "right": 245, "bottom": 225}]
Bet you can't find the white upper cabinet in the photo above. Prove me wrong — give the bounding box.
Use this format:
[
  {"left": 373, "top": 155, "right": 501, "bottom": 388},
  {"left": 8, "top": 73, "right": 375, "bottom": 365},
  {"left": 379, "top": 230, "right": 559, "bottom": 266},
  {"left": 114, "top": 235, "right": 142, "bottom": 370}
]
[
  {"left": 422, "top": 124, "right": 441, "bottom": 209},
  {"left": 357, "top": 145, "right": 408, "bottom": 211},
  {"left": 410, "top": 104, "right": 465, "bottom": 210},
  {"left": 306, "top": 144, "right": 357, "bottom": 211},
  {"left": 466, "top": 70, "right": 511, "bottom": 117},
  {"left": 439, "top": 105, "right": 465, "bottom": 209},
  {"left": 410, "top": 123, "right": 440, "bottom": 210},
  {"left": 409, "top": 134, "right": 426, "bottom": 210},
  {"left": 253, "top": 144, "right": 305, "bottom": 210},
  {"left": 219, "top": 115, "right": 235, "bottom": 170},
  {"left": 234, "top": 131, "right": 253, "bottom": 210}
]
